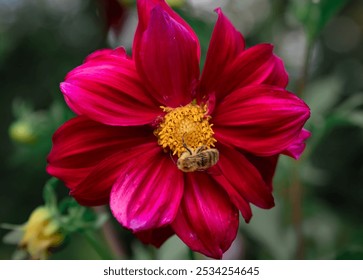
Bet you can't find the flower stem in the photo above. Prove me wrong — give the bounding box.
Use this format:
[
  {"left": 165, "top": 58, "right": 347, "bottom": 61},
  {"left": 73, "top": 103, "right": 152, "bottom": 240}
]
[
  {"left": 290, "top": 38, "right": 314, "bottom": 260},
  {"left": 188, "top": 248, "right": 196, "bottom": 260},
  {"left": 94, "top": 206, "right": 126, "bottom": 259},
  {"left": 148, "top": 247, "right": 158, "bottom": 260},
  {"left": 82, "top": 230, "right": 115, "bottom": 260},
  {"left": 296, "top": 40, "right": 313, "bottom": 98},
  {"left": 290, "top": 162, "right": 305, "bottom": 259}
]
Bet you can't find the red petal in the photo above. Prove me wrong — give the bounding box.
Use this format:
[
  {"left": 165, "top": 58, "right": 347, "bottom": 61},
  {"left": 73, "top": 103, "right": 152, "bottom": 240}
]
[
  {"left": 213, "top": 85, "right": 310, "bottom": 156},
  {"left": 225, "top": 43, "right": 288, "bottom": 92},
  {"left": 230, "top": 45, "right": 288, "bottom": 89},
  {"left": 135, "top": 226, "right": 174, "bottom": 248},
  {"left": 204, "top": 43, "right": 288, "bottom": 102},
  {"left": 210, "top": 172, "right": 252, "bottom": 223},
  {"left": 133, "top": 5, "right": 199, "bottom": 107},
  {"left": 213, "top": 145, "right": 274, "bottom": 211},
  {"left": 282, "top": 129, "right": 311, "bottom": 159},
  {"left": 62, "top": 48, "right": 160, "bottom": 126},
  {"left": 70, "top": 142, "right": 157, "bottom": 206},
  {"left": 84, "top": 48, "right": 121, "bottom": 62},
  {"left": 245, "top": 154, "right": 279, "bottom": 191},
  {"left": 133, "top": 0, "right": 200, "bottom": 59},
  {"left": 98, "top": 0, "right": 126, "bottom": 36},
  {"left": 110, "top": 147, "right": 184, "bottom": 232},
  {"left": 172, "top": 173, "right": 239, "bottom": 259},
  {"left": 199, "top": 8, "right": 245, "bottom": 100},
  {"left": 46, "top": 116, "right": 154, "bottom": 200}
]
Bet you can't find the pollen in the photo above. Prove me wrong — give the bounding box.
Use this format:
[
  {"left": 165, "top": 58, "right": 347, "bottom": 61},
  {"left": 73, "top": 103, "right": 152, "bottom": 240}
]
[{"left": 154, "top": 103, "right": 216, "bottom": 157}]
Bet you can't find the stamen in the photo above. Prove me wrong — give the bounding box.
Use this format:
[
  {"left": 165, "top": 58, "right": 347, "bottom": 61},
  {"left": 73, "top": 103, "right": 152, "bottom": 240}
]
[{"left": 154, "top": 103, "right": 216, "bottom": 157}]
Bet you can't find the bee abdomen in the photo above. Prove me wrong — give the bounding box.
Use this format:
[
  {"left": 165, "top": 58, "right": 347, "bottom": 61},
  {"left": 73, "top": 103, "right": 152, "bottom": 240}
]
[
  {"left": 208, "top": 149, "right": 219, "bottom": 166},
  {"left": 198, "top": 149, "right": 219, "bottom": 170}
]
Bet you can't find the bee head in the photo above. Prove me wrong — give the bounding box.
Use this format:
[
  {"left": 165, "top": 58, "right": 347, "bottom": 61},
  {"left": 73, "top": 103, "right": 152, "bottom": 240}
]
[{"left": 177, "top": 156, "right": 196, "bottom": 172}]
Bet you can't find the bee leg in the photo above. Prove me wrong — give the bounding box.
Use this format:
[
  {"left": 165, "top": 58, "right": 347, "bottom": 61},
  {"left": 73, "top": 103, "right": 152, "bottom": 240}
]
[
  {"left": 169, "top": 151, "right": 176, "bottom": 165},
  {"left": 195, "top": 145, "right": 206, "bottom": 154},
  {"left": 182, "top": 142, "right": 193, "bottom": 155},
  {"left": 182, "top": 133, "right": 193, "bottom": 155}
]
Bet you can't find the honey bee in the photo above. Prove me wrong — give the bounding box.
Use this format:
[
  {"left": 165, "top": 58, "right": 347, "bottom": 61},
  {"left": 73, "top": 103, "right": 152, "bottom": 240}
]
[{"left": 177, "top": 144, "right": 219, "bottom": 172}]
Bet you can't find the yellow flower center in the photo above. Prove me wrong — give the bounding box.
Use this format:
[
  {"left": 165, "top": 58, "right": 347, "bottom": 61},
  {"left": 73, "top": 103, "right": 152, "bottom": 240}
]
[{"left": 154, "top": 103, "right": 217, "bottom": 157}]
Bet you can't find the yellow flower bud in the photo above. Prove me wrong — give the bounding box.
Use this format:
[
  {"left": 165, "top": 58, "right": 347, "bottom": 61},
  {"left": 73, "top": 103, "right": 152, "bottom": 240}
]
[
  {"left": 9, "top": 121, "right": 37, "bottom": 144},
  {"left": 20, "top": 207, "right": 63, "bottom": 259}
]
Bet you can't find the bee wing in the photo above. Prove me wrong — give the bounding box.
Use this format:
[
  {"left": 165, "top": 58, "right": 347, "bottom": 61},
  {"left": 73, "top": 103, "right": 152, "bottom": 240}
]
[{"left": 169, "top": 151, "right": 177, "bottom": 165}]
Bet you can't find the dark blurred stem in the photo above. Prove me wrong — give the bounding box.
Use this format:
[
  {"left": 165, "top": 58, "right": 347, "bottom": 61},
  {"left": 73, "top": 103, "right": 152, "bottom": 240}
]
[
  {"left": 94, "top": 206, "right": 126, "bottom": 259},
  {"left": 188, "top": 249, "right": 196, "bottom": 260},
  {"left": 148, "top": 247, "right": 157, "bottom": 260},
  {"left": 291, "top": 40, "right": 313, "bottom": 260},
  {"left": 82, "top": 230, "right": 115, "bottom": 260},
  {"left": 297, "top": 40, "right": 313, "bottom": 98},
  {"left": 290, "top": 162, "right": 305, "bottom": 259}
]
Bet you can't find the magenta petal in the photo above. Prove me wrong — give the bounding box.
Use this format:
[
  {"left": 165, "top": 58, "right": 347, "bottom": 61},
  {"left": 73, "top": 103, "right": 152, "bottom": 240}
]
[
  {"left": 258, "top": 54, "right": 288, "bottom": 88},
  {"left": 245, "top": 154, "right": 279, "bottom": 191},
  {"left": 110, "top": 147, "right": 184, "bottom": 232},
  {"left": 46, "top": 116, "right": 153, "bottom": 197},
  {"left": 225, "top": 43, "right": 288, "bottom": 90},
  {"left": 134, "top": 5, "right": 199, "bottom": 107},
  {"left": 172, "top": 173, "right": 239, "bottom": 259},
  {"left": 233, "top": 47, "right": 288, "bottom": 89},
  {"left": 134, "top": 0, "right": 200, "bottom": 60},
  {"left": 199, "top": 8, "right": 245, "bottom": 101},
  {"left": 282, "top": 129, "right": 311, "bottom": 159},
  {"left": 213, "top": 144, "right": 274, "bottom": 210},
  {"left": 209, "top": 44, "right": 288, "bottom": 101},
  {"left": 70, "top": 142, "right": 157, "bottom": 206},
  {"left": 213, "top": 85, "right": 310, "bottom": 156},
  {"left": 67, "top": 152, "right": 124, "bottom": 206},
  {"left": 135, "top": 226, "right": 174, "bottom": 248},
  {"left": 211, "top": 172, "right": 252, "bottom": 223},
  {"left": 99, "top": 0, "right": 126, "bottom": 36},
  {"left": 62, "top": 49, "right": 160, "bottom": 126},
  {"left": 83, "top": 48, "right": 125, "bottom": 62}
]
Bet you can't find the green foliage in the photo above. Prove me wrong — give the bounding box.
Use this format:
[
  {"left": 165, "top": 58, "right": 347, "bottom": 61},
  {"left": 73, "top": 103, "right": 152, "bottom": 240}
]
[
  {"left": 8, "top": 99, "right": 73, "bottom": 170},
  {"left": 42, "top": 178, "right": 109, "bottom": 235},
  {"left": 1, "top": 0, "right": 363, "bottom": 260},
  {"left": 290, "top": 0, "right": 352, "bottom": 41},
  {"left": 1, "top": 178, "right": 109, "bottom": 259},
  {"left": 336, "top": 249, "right": 363, "bottom": 260}
]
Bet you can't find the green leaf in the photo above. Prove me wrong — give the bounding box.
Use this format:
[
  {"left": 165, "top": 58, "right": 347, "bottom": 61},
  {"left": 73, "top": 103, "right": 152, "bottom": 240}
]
[
  {"left": 344, "top": 112, "right": 363, "bottom": 128},
  {"left": 58, "top": 198, "right": 107, "bottom": 233},
  {"left": 0, "top": 223, "right": 21, "bottom": 230},
  {"left": 304, "top": 75, "right": 343, "bottom": 120},
  {"left": 335, "top": 94, "right": 363, "bottom": 113},
  {"left": 290, "top": 0, "right": 352, "bottom": 41},
  {"left": 331, "top": 93, "right": 363, "bottom": 129},
  {"left": 12, "top": 249, "right": 28, "bottom": 260},
  {"left": 2, "top": 229, "right": 23, "bottom": 245},
  {"left": 58, "top": 197, "right": 79, "bottom": 214},
  {"left": 43, "top": 177, "right": 58, "bottom": 211}
]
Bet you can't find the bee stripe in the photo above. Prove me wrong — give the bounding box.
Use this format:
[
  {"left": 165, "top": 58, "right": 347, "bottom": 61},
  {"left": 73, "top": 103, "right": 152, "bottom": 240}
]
[{"left": 197, "top": 153, "right": 206, "bottom": 168}]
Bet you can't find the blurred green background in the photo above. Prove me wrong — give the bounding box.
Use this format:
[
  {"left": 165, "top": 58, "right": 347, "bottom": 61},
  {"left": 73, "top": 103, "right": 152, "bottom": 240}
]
[{"left": 0, "top": 0, "right": 363, "bottom": 260}]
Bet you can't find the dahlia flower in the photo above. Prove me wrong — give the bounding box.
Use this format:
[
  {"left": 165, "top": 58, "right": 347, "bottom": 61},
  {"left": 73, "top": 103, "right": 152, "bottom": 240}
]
[{"left": 47, "top": 0, "right": 310, "bottom": 259}]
